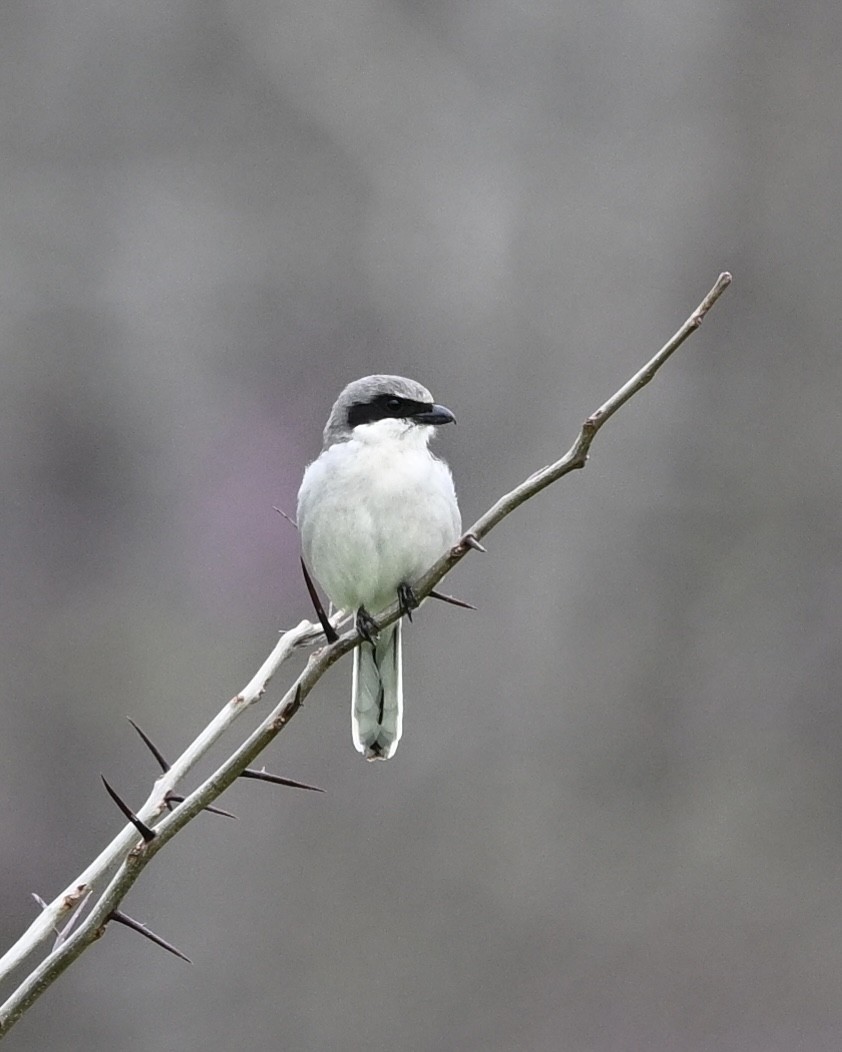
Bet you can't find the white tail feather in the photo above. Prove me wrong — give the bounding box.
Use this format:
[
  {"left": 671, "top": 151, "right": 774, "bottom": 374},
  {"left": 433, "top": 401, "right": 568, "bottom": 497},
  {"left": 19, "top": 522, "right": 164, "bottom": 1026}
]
[{"left": 351, "top": 622, "right": 403, "bottom": 760}]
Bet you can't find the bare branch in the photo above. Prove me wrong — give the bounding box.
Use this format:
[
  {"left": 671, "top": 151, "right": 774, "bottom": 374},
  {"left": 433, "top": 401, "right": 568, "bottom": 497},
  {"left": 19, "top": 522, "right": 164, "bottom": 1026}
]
[
  {"left": 0, "top": 618, "right": 329, "bottom": 995},
  {"left": 127, "top": 717, "right": 311, "bottom": 814},
  {"left": 0, "top": 274, "right": 730, "bottom": 1038}
]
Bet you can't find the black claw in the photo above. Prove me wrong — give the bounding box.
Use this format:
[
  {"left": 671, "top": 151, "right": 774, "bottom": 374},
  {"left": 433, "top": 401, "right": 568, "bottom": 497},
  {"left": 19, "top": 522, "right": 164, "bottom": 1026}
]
[
  {"left": 355, "top": 607, "right": 379, "bottom": 645},
  {"left": 101, "top": 776, "right": 156, "bottom": 843},
  {"left": 397, "top": 582, "right": 419, "bottom": 621},
  {"left": 301, "top": 558, "right": 339, "bottom": 643},
  {"left": 462, "top": 532, "right": 487, "bottom": 553},
  {"left": 110, "top": 910, "right": 192, "bottom": 964},
  {"left": 429, "top": 588, "right": 476, "bottom": 610}
]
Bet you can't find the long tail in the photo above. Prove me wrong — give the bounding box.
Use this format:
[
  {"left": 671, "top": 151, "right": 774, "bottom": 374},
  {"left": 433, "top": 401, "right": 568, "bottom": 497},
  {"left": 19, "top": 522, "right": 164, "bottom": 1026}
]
[{"left": 351, "top": 622, "right": 403, "bottom": 760}]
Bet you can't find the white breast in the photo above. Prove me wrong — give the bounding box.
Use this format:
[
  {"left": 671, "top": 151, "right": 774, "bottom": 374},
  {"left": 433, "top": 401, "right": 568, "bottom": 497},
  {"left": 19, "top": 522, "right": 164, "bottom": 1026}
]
[{"left": 297, "top": 429, "right": 460, "bottom": 613}]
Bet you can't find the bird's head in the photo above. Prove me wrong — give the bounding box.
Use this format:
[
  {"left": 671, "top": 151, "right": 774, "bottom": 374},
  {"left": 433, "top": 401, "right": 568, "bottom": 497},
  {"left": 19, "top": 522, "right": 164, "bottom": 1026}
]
[{"left": 323, "top": 375, "right": 456, "bottom": 448}]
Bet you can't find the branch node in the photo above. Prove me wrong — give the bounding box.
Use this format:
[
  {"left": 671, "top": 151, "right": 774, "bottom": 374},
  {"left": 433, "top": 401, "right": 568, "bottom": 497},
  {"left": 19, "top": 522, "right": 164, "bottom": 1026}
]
[
  {"left": 127, "top": 720, "right": 237, "bottom": 819},
  {"left": 62, "top": 884, "right": 89, "bottom": 911},
  {"left": 461, "top": 532, "right": 487, "bottom": 554}
]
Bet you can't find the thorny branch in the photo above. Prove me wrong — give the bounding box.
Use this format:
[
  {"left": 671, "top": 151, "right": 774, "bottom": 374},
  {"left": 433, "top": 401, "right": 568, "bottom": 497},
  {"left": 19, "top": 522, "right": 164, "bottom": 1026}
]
[{"left": 0, "top": 273, "right": 731, "bottom": 1038}]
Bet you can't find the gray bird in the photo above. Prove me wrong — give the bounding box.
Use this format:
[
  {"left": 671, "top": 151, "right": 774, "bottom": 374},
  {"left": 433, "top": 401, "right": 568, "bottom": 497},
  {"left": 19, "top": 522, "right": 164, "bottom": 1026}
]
[{"left": 297, "top": 375, "right": 461, "bottom": 760}]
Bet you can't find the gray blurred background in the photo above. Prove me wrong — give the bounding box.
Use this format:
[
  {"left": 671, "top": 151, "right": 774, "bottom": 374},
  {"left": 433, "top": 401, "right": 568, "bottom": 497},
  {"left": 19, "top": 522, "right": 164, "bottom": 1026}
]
[{"left": 1, "top": 1, "right": 840, "bottom": 1049}]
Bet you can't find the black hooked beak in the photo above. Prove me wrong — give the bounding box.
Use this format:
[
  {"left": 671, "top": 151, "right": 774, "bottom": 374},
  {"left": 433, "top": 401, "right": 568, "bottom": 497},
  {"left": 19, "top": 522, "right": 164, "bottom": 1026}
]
[{"left": 413, "top": 403, "right": 456, "bottom": 426}]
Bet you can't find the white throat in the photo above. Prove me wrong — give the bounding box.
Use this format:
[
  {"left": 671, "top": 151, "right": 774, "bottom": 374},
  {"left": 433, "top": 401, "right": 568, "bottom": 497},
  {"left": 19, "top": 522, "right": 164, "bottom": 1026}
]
[{"left": 351, "top": 418, "right": 433, "bottom": 448}]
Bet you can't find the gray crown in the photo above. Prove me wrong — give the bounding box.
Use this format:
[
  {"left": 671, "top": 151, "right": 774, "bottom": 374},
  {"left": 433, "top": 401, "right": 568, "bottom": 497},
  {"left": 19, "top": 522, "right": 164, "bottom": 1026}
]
[{"left": 322, "top": 375, "right": 435, "bottom": 447}]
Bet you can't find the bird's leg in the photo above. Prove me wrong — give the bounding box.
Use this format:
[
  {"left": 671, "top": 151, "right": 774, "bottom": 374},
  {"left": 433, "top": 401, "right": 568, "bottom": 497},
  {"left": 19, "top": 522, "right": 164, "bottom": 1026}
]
[
  {"left": 397, "top": 582, "right": 420, "bottom": 622},
  {"left": 355, "top": 606, "right": 379, "bottom": 645}
]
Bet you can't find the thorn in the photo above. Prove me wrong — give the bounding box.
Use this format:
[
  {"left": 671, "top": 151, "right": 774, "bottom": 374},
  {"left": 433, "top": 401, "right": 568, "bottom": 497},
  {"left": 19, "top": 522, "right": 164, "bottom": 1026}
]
[
  {"left": 273, "top": 506, "right": 298, "bottom": 529},
  {"left": 129, "top": 719, "right": 238, "bottom": 819},
  {"left": 100, "top": 775, "right": 156, "bottom": 843},
  {"left": 301, "top": 557, "right": 339, "bottom": 643},
  {"left": 110, "top": 910, "right": 192, "bottom": 964},
  {"left": 165, "top": 792, "right": 238, "bottom": 820},
  {"left": 127, "top": 717, "right": 170, "bottom": 772},
  {"left": 428, "top": 589, "right": 476, "bottom": 610},
  {"left": 240, "top": 767, "right": 325, "bottom": 793},
  {"left": 462, "top": 532, "right": 487, "bottom": 553}
]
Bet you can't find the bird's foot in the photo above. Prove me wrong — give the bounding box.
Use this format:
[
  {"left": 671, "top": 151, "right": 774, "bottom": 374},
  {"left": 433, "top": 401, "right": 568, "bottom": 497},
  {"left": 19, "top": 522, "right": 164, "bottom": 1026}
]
[
  {"left": 397, "top": 582, "right": 420, "bottom": 622},
  {"left": 355, "top": 607, "right": 379, "bottom": 645}
]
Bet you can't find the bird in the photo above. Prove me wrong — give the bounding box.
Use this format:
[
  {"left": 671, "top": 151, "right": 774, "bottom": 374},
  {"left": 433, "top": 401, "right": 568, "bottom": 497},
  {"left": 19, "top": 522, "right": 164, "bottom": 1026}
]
[{"left": 297, "top": 375, "right": 461, "bottom": 760}]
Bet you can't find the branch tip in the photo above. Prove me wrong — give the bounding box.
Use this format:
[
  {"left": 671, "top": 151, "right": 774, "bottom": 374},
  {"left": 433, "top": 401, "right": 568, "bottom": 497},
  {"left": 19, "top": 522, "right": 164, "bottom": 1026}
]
[{"left": 692, "top": 271, "right": 732, "bottom": 326}]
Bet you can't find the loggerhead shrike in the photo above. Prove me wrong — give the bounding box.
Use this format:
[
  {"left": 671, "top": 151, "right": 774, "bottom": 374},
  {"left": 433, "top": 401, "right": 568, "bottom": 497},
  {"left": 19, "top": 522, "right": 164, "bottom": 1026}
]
[{"left": 297, "top": 375, "right": 461, "bottom": 760}]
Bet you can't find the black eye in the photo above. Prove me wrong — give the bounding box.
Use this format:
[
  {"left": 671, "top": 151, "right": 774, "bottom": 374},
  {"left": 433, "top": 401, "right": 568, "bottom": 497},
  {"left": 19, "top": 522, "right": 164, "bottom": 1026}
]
[{"left": 385, "top": 397, "right": 402, "bottom": 412}]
